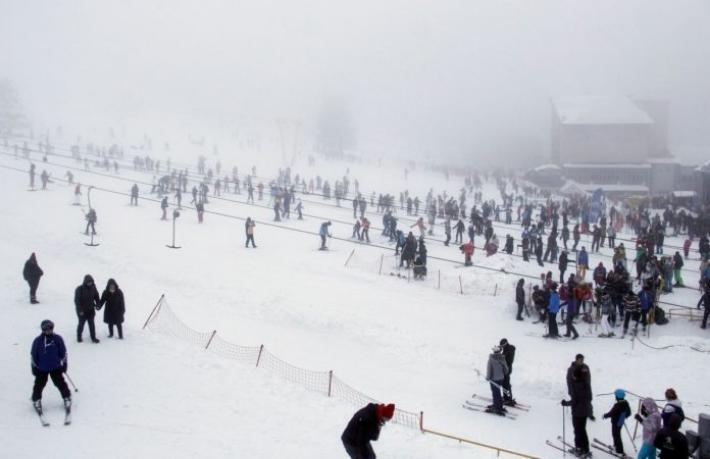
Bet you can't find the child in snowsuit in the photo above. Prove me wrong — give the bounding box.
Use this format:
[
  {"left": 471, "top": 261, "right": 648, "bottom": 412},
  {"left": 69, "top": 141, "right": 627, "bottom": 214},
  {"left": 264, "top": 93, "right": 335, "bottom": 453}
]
[
  {"left": 604, "top": 389, "right": 631, "bottom": 455},
  {"left": 635, "top": 398, "right": 662, "bottom": 459}
]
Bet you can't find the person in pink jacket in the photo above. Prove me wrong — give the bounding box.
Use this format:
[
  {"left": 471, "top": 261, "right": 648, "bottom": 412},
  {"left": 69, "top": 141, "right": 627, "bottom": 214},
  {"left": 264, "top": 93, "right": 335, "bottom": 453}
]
[{"left": 635, "top": 397, "right": 662, "bottom": 459}]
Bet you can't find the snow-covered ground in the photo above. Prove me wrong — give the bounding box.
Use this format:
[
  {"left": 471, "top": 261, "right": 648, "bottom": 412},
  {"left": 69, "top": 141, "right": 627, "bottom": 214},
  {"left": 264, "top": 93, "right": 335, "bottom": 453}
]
[{"left": 1, "top": 137, "right": 708, "bottom": 459}]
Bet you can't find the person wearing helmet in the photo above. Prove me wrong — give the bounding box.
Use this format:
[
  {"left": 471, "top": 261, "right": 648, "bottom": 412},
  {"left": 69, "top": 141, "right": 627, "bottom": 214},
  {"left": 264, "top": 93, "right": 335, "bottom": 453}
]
[
  {"left": 341, "top": 403, "right": 395, "bottom": 459},
  {"left": 30, "top": 320, "right": 71, "bottom": 415},
  {"left": 485, "top": 345, "right": 509, "bottom": 416},
  {"left": 603, "top": 389, "right": 632, "bottom": 455}
]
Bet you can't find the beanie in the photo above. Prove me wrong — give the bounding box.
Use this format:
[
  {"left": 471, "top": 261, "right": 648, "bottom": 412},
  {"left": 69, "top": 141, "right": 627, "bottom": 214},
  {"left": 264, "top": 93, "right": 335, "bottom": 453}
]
[
  {"left": 614, "top": 389, "right": 626, "bottom": 400},
  {"left": 377, "top": 403, "right": 395, "bottom": 421}
]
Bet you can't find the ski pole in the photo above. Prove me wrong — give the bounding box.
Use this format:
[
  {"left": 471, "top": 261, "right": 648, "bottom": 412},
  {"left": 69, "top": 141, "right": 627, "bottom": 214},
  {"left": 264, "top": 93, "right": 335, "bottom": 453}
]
[
  {"left": 66, "top": 373, "right": 79, "bottom": 392},
  {"left": 624, "top": 423, "right": 637, "bottom": 452},
  {"left": 562, "top": 404, "right": 567, "bottom": 457}
]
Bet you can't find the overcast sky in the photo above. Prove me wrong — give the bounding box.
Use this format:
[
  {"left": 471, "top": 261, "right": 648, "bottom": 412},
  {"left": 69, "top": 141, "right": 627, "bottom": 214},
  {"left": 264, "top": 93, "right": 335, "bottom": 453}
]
[{"left": 2, "top": 0, "right": 709, "bottom": 165}]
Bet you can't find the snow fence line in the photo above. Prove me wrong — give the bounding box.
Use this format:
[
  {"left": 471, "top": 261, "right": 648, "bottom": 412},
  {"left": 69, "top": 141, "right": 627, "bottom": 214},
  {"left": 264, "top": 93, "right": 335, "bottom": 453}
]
[{"left": 142, "top": 294, "right": 541, "bottom": 459}]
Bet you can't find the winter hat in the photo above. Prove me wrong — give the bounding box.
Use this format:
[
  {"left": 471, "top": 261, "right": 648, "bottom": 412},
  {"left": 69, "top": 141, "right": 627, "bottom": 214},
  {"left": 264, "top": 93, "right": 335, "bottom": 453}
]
[
  {"left": 499, "top": 338, "right": 508, "bottom": 346},
  {"left": 614, "top": 389, "right": 626, "bottom": 400},
  {"left": 376, "top": 403, "right": 395, "bottom": 421},
  {"left": 40, "top": 319, "right": 54, "bottom": 331},
  {"left": 492, "top": 345, "right": 502, "bottom": 354}
]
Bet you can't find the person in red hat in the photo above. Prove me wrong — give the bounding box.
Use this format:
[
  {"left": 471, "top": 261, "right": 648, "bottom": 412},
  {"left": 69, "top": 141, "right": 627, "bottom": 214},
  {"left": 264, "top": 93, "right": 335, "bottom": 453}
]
[{"left": 341, "top": 402, "right": 395, "bottom": 458}]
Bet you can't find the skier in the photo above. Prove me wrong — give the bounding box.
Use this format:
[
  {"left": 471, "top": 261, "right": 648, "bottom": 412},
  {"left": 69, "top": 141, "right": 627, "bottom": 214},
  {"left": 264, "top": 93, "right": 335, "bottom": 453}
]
[
  {"left": 295, "top": 200, "right": 303, "bottom": 220},
  {"left": 341, "top": 403, "right": 395, "bottom": 459},
  {"left": 319, "top": 221, "right": 332, "bottom": 250},
  {"left": 29, "top": 163, "right": 36, "bottom": 189},
  {"left": 544, "top": 283, "right": 561, "bottom": 338},
  {"left": 74, "top": 274, "right": 100, "bottom": 343},
  {"left": 361, "top": 217, "right": 371, "bottom": 243},
  {"left": 577, "top": 247, "right": 589, "bottom": 280},
  {"left": 635, "top": 398, "right": 662, "bottom": 459},
  {"left": 559, "top": 250, "right": 569, "bottom": 284},
  {"left": 460, "top": 241, "right": 474, "bottom": 266},
  {"left": 130, "top": 184, "right": 139, "bottom": 206},
  {"left": 661, "top": 389, "right": 685, "bottom": 427},
  {"left": 245, "top": 217, "right": 257, "bottom": 248},
  {"left": 672, "top": 252, "right": 684, "bottom": 287},
  {"left": 31, "top": 320, "right": 71, "bottom": 419},
  {"left": 499, "top": 338, "right": 517, "bottom": 406},
  {"left": 84, "top": 208, "right": 97, "bottom": 235},
  {"left": 23, "top": 252, "right": 44, "bottom": 304},
  {"left": 654, "top": 414, "right": 688, "bottom": 459},
  {"left": 160, "top": 196, "right": 168, "bottom": 220},
  {"left": 485, "top": 345, "right": 509, "bottom": 416},
  {"left": 515, "top": 279, "right": 525, "bottom": 321},
  {"left": 98, "top": 278, "right": 125, "bottom": 339},
  {"left": 73, "top": 184, "right": 82, "bottom": 205},
  {"left": 603, "top": 389, "right": 631, "bottom": 455},
  {"left": 561, "top": 363, "right": 593, "bottom": 458},
  {"left": 699, "top": 287, "right": 710, "bottom": 329}
]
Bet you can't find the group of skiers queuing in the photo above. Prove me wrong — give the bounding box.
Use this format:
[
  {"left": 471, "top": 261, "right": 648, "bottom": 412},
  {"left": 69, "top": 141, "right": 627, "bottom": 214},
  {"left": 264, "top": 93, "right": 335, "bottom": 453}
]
[{"left": 561, "top": 353, "right": 689, "bottom": 459}]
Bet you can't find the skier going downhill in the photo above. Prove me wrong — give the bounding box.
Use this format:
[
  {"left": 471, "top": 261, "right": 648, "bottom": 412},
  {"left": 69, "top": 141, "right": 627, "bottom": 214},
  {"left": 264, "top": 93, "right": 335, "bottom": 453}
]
[
  {"left": 31, "top": 320, "right": 72, "bottom": 424},
  {"left": 23, "top": 252, "right": 44, "bottom": 304}
]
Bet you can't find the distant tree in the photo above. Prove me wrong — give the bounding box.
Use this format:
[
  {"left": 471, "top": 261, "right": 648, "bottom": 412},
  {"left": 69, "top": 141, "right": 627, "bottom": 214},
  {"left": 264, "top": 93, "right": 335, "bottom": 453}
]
[{"left": 0, "top": 79, "right": 29, "bottom": 136}]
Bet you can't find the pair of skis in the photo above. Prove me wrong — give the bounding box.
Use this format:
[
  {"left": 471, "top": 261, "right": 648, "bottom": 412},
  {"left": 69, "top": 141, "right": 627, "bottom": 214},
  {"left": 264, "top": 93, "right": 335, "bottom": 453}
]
[
  {"left": 591, "top": 438, "right": 633, "bottom": 459},
  {"left": 545, "top": 436, "right": 592, "bottom": 458},
  {"left": 34, "top": 401, "right": 71, "bottom": 427},
  {"left": 462, "top": 394, "right": 531, "bottom": 420},
  {"left": 545, "top": 437, "right": 631, "bottom": 459}
]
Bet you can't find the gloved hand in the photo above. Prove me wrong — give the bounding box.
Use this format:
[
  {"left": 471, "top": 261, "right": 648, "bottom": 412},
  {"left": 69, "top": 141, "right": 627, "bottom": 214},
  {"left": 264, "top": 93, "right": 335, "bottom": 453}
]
[
  {"left": 560, "top": 400, "right": 570, "bottom": 407},
  {"left": 95, "top": 305, "right": 101, "bottom": 311},
  {"left": 62, "top": 363, "right": 68, "bottom": 373},
  {"left": 634, "top": 414, "right": 643, "bottom": 423},
  {"left": 603, "top": 414, "right": 610, "bottom": 419},
  {"left": 31, "top": 365, "right": 38, "bottom": 377}
]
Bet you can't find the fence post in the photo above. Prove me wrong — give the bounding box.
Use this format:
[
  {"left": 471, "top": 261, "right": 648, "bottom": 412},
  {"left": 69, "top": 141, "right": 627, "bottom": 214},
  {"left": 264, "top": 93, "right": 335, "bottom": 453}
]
[
  {"left": 437, "top": 270, "right": 441, "bottom": 289},
  {"left": 378, "top": 254, "right": 384, "bottom": 275},
  {"left": 327, "top": 370, "right": 333, "bottom": 397},
  {"left": 419, "top": 411, "right": 424, "bottom": 432},
  {"left": 344, "top": 249, "right": 355, "bottom": 267},
  {"left": 256, "top": 344, "right": 264, "bottom": 367},
  {"left": 494, "top": 284, "right": 498, "bottom": 297},
  {"left": 459, "top": 275, "right": 463, "bottom": 295},
  {"left": 142, "top": 294, "right": 165, "bottom": 330},
  {"left": 204, "top": 330, "right": 217, "bottom": 350}
]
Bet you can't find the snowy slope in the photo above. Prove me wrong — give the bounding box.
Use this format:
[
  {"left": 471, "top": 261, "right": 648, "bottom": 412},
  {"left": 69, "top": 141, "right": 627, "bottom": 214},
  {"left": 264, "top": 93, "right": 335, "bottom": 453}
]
[{"left": 1, "top": 143, "right": 709, "bottom": 459}]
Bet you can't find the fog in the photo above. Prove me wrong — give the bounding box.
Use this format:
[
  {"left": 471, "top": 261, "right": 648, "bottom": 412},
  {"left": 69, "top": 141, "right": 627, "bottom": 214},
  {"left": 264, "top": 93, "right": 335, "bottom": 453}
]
[{"left": 2, "top": 0, "right": 709, "bottom": 166}]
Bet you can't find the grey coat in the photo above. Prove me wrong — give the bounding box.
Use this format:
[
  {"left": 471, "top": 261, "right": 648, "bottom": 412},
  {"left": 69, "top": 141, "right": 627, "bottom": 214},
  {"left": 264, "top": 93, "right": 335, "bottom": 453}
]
[{"left": 486, "top": 353, "right": 509, "bottom": 382}]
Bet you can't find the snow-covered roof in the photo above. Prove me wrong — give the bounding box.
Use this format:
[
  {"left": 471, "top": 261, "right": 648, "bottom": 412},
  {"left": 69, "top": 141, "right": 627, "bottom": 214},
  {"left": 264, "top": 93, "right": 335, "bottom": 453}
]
[
  {"left": 672, "top": 190, "right": 696, "bottom": 198},
  {"left": 563, "top": 163, "right": 651, "bottom": 169},
  {"left": 532, "top": 163, "right": 561, "bottom": 172},
  {"left": 552, "top": 96, "right": 653, "bottom": 125},
  {"left": 578, "top": 183, "right": 649, "bottom": 193}
]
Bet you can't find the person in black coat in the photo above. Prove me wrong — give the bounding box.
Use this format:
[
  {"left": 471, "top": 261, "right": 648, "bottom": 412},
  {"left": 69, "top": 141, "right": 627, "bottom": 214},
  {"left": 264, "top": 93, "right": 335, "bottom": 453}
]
[
  {"left": 500, "top": 338, "right": 516, "bottom": 405},
  {"left": 604, "top": 389, "right": 632, "bottom": 455},
  {"left": 98, "top": 278, "right": 125, "bottom": 339},
  {"left": 74, "top": 274, "right": 100, "bottom": 343},
  {"left": 654, "top": 414, "right": 688, "bottom": 459},
  {"left": 341, "top": 403, "right": 395, "bottom": 459},
  {"left": 515, "top": 279, "right": 525, "bottom": 321},
  {"left": 558, "top": 251, "right": 569, "bottom": 284},
  {"left": 562, "top": 365, "right": 593, "bottom": 456},
  {"left": 23, "top": 252, "right": 44, "bottom": 304}
]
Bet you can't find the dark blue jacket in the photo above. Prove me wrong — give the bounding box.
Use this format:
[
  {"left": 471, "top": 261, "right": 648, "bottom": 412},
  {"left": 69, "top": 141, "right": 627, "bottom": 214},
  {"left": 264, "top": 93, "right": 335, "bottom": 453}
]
[
  {"left": 638, "top": 290, "right": 654, "bottom": 312},
  {"left": 31, "top": 333, "right": 67, "bottom": 372},
  {"left": 548, "top": 292, "right": 561, "bottom": 313},
  {"left": 342, "top": 403, "right": 381, "bottom": 448}
]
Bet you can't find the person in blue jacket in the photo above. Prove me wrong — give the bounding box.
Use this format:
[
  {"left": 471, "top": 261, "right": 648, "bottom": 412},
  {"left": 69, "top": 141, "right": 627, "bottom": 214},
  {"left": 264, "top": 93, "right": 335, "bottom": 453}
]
[
  {"left": 577, "top": 247, "right": 589, "bottom": 280},
  {"left": 603, "top": 389, "right": 631, "bottom": 455},
  {"left": 544, "top": 283, "right": 561, "bottom": 338},
  {"left": 31, "top": 320, "right": 71, "bottom": 413},
  {"left": 319, "top": 221, "right": 332, "bottom": 249}
]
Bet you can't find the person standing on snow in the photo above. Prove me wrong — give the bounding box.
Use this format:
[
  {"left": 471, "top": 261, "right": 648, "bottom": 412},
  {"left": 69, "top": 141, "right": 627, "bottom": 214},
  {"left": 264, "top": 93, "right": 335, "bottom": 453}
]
[
  {"left": 31, "top": 320, "right": 71, "bottom": 415},
  {"left": 341, "top": 403, "right": 395, "bottom": 459},
  {"left": 603, "top": 389, "right": 631, "bottom": 456},
  {"left": 577, "top": 247, "right": 589, "bottom": 280},
  {"left": 319, "top": 221, "right": 332, "bottom": 250},
  {"left": 515, "top": 279, "right": 525, "bottom": 321},
  {"left": 654, "top": 414, "right": 688, "bottom": 459},
  {"left": 544, "top": 283, "right": 561, "bottom": 338},
  {"left": 160, "top": 196, "right": 169, "bottom": 220},
  {"left": 661, "top": 389, "right": 685, "bottom": 427},
  {"left": 74, "top": 275, "right": 101, "bottom": 343},
  {"left": 499, "top": 338, "right": 517, "bottom": 406},
  {"left": 636, "top": 398, "right": 662, "bottom": 459},
  {"left": 23, "top": 252, "right": 44, "bottom": 304},
  {"left": 485, "top": 345, "right": 509, "bottom": 416},
  {"left": 245, "top": 217, "right": 257, "bottom": 248},
  {"left": 561, "top": 364, "right": 593, "bottom": 458},
  {"left": 98, "top": 279, "right": 125, "bottom": 339}
]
